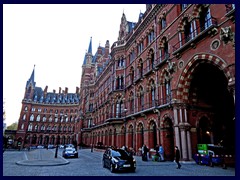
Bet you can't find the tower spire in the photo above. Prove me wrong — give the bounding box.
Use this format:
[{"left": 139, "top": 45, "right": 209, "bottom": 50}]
[
  {"left": 26, "top": 65, "right": 36, "bottom": 89},
  {"left": 88, "top": 37, "right": 92, "bottom": 54}
]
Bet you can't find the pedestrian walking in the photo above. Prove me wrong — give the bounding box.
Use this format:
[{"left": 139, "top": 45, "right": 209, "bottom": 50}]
[
  {"left": 175, "top": 146, "right": 181, "bottom": 169},
  {"left": 142, "top": 144, "right": 149, "bottom": 161},
  {"left": 159, "top": 144, "right": 164, "bottom": 161}
]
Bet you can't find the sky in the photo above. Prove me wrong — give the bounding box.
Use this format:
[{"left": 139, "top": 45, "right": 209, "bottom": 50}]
[{"left": 3, "top": 4, "right": 146, "bottom": 127}]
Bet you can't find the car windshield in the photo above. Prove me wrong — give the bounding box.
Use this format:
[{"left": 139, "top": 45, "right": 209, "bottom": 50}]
[
  {"left": 66, "top": 148, "right": 75, "bottom": 151},
  {"left": 111, "top": 149, "right": 129, "bottom": 158}
]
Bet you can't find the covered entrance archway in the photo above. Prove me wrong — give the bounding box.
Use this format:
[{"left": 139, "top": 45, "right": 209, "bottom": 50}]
[{"left": 188, "top": 61, "right": 235, "bottom": 154}]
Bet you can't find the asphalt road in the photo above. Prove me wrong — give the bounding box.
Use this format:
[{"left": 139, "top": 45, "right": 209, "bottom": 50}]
[{"left": 3, "top": 148, "right": 236, "bottom": 176}]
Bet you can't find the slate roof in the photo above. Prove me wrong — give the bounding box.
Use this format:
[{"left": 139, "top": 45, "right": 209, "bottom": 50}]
[{"left": 32, "top": 88, "right": 80, "bottom": 104}]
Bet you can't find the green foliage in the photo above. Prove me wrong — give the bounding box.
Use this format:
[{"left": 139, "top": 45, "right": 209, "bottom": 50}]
[{"left": 7, "top": 122, "right": 18, "bottom": 130}]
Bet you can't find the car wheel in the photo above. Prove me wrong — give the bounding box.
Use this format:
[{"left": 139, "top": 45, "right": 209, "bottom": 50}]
[
  {"left": 131, "top": 168, "right": 136, "bottom": 172},
  {"left": 102, "top": 160, "right": 106, "bottom": 168},
  {"left": 110, "top": 164, "right": 115, "bottom": 173}
]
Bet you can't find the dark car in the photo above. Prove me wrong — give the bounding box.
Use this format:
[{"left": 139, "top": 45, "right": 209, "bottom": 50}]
[
  {"left": 62, "top": 147, "right": 78, "bottom": 158},
  {"left": 102, "top": 148, "right": 136, "bottom": 173}
]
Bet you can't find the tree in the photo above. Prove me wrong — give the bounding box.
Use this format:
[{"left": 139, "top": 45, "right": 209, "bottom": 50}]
[{"left": 7, "top": 122, "right": 18, "bottom": 130}]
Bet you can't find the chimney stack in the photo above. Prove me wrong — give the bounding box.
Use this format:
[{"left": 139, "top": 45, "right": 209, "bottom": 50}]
[
  {"left": 59, "top": 87, "right": 61, "bottom": 94},
  {"left": 65, "top": 87, "right": 68, "bottom": 94},
  {"left": 76, "top": 87, "right": 79, "bottom": 94},
  {"left": 53, "top": 89, "right": 56, "bottom": 93},
  {"left": 44, "top": 86, "right": 48, "bottom": 98}
]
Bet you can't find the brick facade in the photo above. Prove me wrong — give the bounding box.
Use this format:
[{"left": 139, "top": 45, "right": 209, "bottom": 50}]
[{"left": 79, "top": 4, "right": 235, "bottom": 161}]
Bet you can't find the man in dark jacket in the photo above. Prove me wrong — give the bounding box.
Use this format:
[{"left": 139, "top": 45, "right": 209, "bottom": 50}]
[{"left": 175, "top": 146, "right": 181, "bottom": 169}]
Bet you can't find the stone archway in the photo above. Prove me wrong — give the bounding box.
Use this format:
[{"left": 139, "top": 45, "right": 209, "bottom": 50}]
[
  {"left": 162, "top": 117, "right": 174, "bottom": 161},
  {"left": 148, "top": 120, "right": 157, "bottom": 149},
  {"left": 178, "top": 54, "right": 235, "bottom": 155}
]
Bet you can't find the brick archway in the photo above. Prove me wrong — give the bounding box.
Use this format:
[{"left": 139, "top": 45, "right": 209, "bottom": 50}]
[{"left": 176, "top": 54, "right": 231, "bottom": 102}]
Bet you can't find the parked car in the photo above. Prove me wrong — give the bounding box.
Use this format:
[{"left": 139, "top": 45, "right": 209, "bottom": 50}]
[
  {"left": 65, "top": 144, "right": 74, "bottom": 148},
  {"left": 37, "top": 145, "right": 45, "bottom": 149},
  {"left": 62, "top": 147, "right": 78, "bottom": 158},
  {"left": 59, "top": 145, "right": 65, "bottom": 149},
  {"left": 47, "top": 144, "right": 55, "bottom": 149},
  {"left": 102, "top": 148, "right": 136, "bottom": 173}
]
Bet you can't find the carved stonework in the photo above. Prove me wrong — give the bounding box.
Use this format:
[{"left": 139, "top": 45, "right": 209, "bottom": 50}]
[
  {"left": 166, "top": 60, "right": 176, "bottom": 75},
  {"left": 220, "top": 26, "right": 235, "bottom": 46},
  {"left": 178, "top": 122, "right": 191, "bottom": 131}
]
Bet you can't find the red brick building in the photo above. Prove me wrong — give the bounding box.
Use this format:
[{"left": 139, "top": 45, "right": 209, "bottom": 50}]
[
  {"left": 79, "top": 4, "right": 235, "bottom": 161},
  {"left": 15, "top": 66, "right": 80, "bottom": 148}
]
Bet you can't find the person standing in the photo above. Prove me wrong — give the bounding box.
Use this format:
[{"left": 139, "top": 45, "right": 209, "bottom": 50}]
[
  {"left": 142, "top": 144, "right": 148, "bottom": 161},
  {"left": 175, "top": 146, "right": 181, "bottom": 169},
  {"left": 159, "top": 144, "right": 164, "bottom": 161}
]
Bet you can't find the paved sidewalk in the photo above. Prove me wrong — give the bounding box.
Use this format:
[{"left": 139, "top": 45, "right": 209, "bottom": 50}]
[{"left": 16, "top": 149, "right": 69, "bottom": 166}]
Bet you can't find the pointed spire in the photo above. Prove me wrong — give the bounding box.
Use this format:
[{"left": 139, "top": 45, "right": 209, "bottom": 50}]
[
  {"left": 88, "top": 37, "right": 92, "bottom": 54},
  {"left": 83, "top": 37, "right": 93, "bottom": 65},
  {"left": 26, "top": 65, "right": 36, "bottom": 89},
  {"left": 30, "top": 64, "right": 35, "bottom": 82}
]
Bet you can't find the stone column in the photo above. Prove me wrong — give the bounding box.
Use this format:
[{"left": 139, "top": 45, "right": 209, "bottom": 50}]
[
  {"left": 179, "top": 124, "right": 188, "bottom": 160},
  {"left": 187, "top": 130, "right": 193, "bottom": 160},
  {"left": 173, "top": 107, "right": 180, "bottom": 149}
]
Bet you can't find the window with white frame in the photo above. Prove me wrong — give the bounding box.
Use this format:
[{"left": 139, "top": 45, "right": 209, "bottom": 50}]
[
  {"left": 22, "top": 114, "right": 26, "bottom": 120},
  {"left": 30, "top": 114, "right": 34, "bottom": 121},
  {"left": 36, "top": 114, "right": 40, "bottom": 122},
  {"left": 28, "top": 123, "right": 33, "bottom": 131}
]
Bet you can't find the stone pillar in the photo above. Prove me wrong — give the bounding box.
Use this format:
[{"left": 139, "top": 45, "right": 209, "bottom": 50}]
[
  {"left": 179, "top": 124, "right": 188, "bottom": 160},
  {"left": 179, "top": 108, "right": 183, "bottom": 123},
  {"left": 187, "top": 130, "right": 193, "bottom": 160},
  {"left": 173, "top": 107, "right": 181, "bottom": 149}
]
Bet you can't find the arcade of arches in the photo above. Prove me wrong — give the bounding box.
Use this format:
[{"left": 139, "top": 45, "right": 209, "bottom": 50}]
[{"left": 82, "top": 58, "right": 235, "bottom": 161}]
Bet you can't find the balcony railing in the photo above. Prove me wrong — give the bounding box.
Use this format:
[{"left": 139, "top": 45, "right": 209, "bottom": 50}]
[
  {"left": 173, "top": 17, "right": 217, "bottom": 53},
  {"left": 155, "top": 53, "right": 170, "bottom": 67},
  {"left": 143, "top": 64, "right": 155, "bottom": 76}
]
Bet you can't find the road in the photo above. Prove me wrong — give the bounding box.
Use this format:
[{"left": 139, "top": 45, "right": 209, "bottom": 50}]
[{"left": 3, "top": 148, "right": 235, "bottom": 176}]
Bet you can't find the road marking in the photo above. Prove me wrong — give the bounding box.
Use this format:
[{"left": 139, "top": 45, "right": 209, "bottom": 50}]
[{"left": 24, "top": 152, "right": 28, "bottom": 160}]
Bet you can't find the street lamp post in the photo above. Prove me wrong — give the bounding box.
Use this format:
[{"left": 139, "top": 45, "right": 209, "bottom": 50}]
[
  {"left": 124, "top": 109, "right": 128, "bottom": 146},
  {"left": 54, "top": 115, "right": 64, "bottom": 158},
  {"left": 91, "top": 124, "right": 95, "bottom": 152}
]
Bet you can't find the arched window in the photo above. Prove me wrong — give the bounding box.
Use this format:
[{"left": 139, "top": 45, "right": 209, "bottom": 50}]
[
  {"left": 149, "top": 80, "right": 156, "bottom": 107},
  {"left": 34, "top": 125, "right": 38, "bottom": 132},
  {"left": 165, "top": 78, "right": 171, "bottom": 103},
  {"left": 139, "top": 86, "right": 144, "bottom": 111},
  {"left": 28, "top": 123, "right": 33, "bottom": 131},
  {"left": 138, "top": 59, "right": 143, "bottom": 77},
  {"left": 116, "top": 98, "right": 123, "bottom": 118},
  {"left": 22, "top": 114, "right": 26, "bottom": 120},
  {"left": 47, "top": 125, "right": 51, "bottom": 132},
  {"left": 21, "top": 123, "right": 24, "bottom": 130},
  {"left": 41, "top": 125, "right": 45, "bottom": 131},
  {"left": 30, "top": 114, "right": 34, "bottom": 121},
  {"left": 199, "top": 7, "right": 212, "bottom": 31},
  {"left": 49, "top": 116, "right": 52, "bottom": 122},
  {"left": 130, "top": 66, "right": 134, "bottom": 84},
  {"left": 42, "top": 116, "right": 46, "bottom": 122},
  {"left": 36, "top": 114, "right": 40, "bottom": 122},
  {"left": 161, "top": 17, "right": 167, "bottom": 30},
  {"left": 130, "top": 92, "right": 134, "bottom": 113}
]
